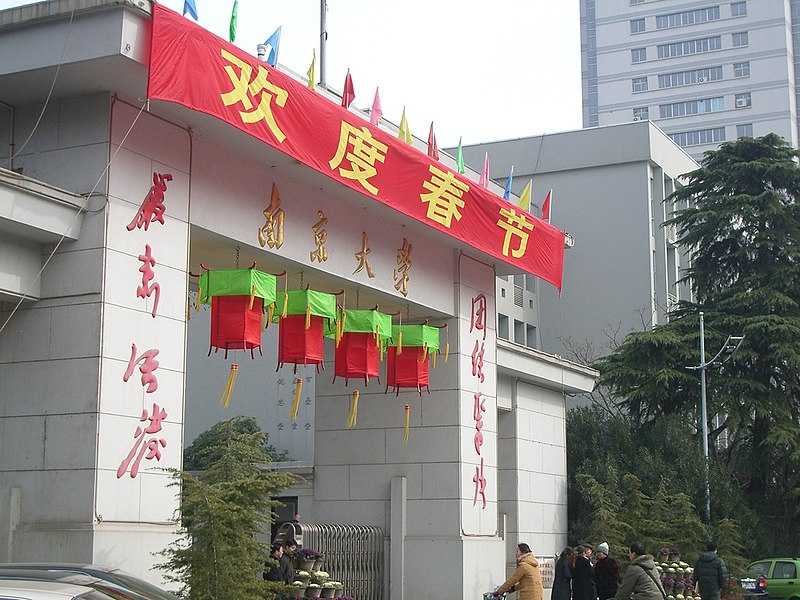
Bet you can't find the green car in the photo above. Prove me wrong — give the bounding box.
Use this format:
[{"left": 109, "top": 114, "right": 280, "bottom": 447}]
[{"left": 747, "top": 559, "right": 800, "bottom": 600}]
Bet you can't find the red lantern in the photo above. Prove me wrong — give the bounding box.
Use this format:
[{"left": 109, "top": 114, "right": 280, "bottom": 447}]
[
  {"left": 275, "top": 289, "right": 337, "bottom": 372},
  {"left": 332, "top": 308, "right": 392, "bottom": 385},
  {"left": 385, "top": 324, "right": 441, "bottom": 396},
  {"left": 209, "top": 295, "right": 263, "bottom": 358}
]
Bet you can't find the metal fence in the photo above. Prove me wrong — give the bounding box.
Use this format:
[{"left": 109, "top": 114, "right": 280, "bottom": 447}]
[{"left": 277, "top": 522, "right": 384, "bottom": 600}]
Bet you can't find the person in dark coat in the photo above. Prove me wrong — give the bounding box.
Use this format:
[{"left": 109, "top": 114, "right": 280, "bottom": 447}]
[
  {"left": 280, "top": 538, "right": 298, "bottom": 584},
  {"left": 594, "top": 542, "right": 620, "bottom": 600},
  {"left": 264, "top": 543, "right": 285, "bottom": 582},
  {"left": 573, "top": 545, "right": 596, "bottom": 600},
  {"left": 693, "top": 542, "right": 729, "bottom": 600},
  {"left": 552, "top": 546, "right": 575, "bottom": 600}
]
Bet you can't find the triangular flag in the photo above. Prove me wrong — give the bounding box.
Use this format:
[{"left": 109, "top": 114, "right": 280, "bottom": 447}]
[
  {"left": 456, "top": 137, "right": 465, "bottom": 174},
  {"left": 398, "top": 107, "right": 412, "bottom": 144},
  {"left": 342, "top": 70, "right": 355, "bottom": 109},
  {"left": 542, "top": 189, "right": 553, "bottom": 221},
  {"left": 182, "top": 0, "right": 198, "bottom": 20},
  {"left": 427, "top": 122, "right": 439, "bottom": 160},
  {"left": 503, "top": 166, "right": 514, "bottom": 200},
  {"left": 370, "top": 87, "right": 383, "bottom": 126},
  {"left": 517, "top": 179, "right": 532, "bottom": 210},
  {"left": 262, "top": 26, "right": 281, "bottom": 67},
  {"left": 478, "top": 152, "right": 489, "bottom": 187},
  {"left": 229, "top": 0, "right": 238, "bottom": 43},
  {"left": 307, "top": 49, "right": 316, "bottom": 90}
]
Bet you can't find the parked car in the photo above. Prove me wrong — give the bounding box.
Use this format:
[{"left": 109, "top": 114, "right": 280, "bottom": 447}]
[
  {"left": 0, "top": 568, "right": 151, "bottom": 600},
  {"left": 747, "top": 558, "right": 800, "bottom": 600},
  {"left": 738, "top": 573, "right": 769, "bottom": 600},
  {"left": 0, "top": 578, "right": 114, "bottom": 599},
  {"left": 0, "top": 565, "right": 178, "bottom": 600}
]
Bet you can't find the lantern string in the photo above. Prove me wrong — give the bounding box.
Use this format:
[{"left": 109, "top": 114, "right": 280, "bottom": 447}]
[
  {"left": 403, "top": 404, "right": 410, "bottom": 444},
  {"left": 220, "top": 363, "right": 238, "bottom": 407},
  {"left": 346, "top": 390, "right": 359, "bottom": 429},
  {"left": 290, "top": 377, "right": 303, "bottom": 420}
]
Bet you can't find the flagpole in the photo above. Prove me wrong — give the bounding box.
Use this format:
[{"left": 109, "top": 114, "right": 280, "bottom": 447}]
[{"left": 319, "top": 0, "right": 327, "bottom": 86}]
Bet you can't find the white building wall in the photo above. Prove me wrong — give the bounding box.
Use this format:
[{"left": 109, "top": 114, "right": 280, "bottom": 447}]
[{"left": 582, "top": 0, "right": 799, "bottom": 160}]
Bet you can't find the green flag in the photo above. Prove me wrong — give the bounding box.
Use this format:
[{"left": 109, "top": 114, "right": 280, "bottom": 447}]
[
  {"left": 229, "top": 0, "right": 238, "bottom": 42},
  {"left": 456, "top": 136, "right": 465, "bottom": 174}
]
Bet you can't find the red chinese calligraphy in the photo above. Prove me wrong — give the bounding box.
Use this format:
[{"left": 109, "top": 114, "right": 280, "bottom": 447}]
[
  {"left": 116, "top": 403, "right": 168, "bottom": 479},
  {"left": 127, "top": 172, "right": 172, "bottom": 232},
  {"left": 136, "top": 244, "right": 160, "bottom": 318},
  {"left": 470, "top": 293, "right": 487, "bottom": 341},
  {"left": 471, "top": 339, "right": 485, "bottom": 383},
  {"left": 473, "top": 392, "right": 485, "bottom": 455},
  {"left": 473, "top": 457, "right": 487, "bottom": 509},
  {"left": 123, "top": 343, "right": 160, "bottom": 393}
]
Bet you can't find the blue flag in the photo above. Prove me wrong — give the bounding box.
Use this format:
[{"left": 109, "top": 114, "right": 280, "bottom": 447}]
[
  {"left": 503, "top": 166, "right": 514, "bottom": 200},
  {"left": 263, "top": 26, "right": 281, "bottom": 67},
  {"left": 182, "top": 0, "right": 198, "bottom": 20}
]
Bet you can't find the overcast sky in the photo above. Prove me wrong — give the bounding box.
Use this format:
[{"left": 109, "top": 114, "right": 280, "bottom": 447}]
[{"left": 0, "top": 0, "right": 584, "bottom": 148}]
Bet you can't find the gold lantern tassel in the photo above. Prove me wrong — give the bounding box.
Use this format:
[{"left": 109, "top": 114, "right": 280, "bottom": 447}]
[
  {"left": 219, "top": 363, "right": 238, "bottom": 408},
  {"left": 249, "top": 284, "right": 256, "bottom": 310},
  {"left": 421, "top": 342, "right": 429, "bottom": 363},
  {"left": 397, "top": 330, "right": 403, "bottom": 355},
  {"left": 290, "top": 377, "right": 303, "bottom": 420},
  {"left": 403, "top": 404, "right": 410, "bottom": 444},
  {"left": 305, "top": 303, "right": 311, "bottom": 329},
  {"left": 195, "top": 286, "right": 202, "bottom": 312},
  {"left": 266, "top": 303, "right": 275, "bottom": 328},
  {"left": 281, "top": 292, "right": 289, "bottom": 318},
  {"left": 431, "top": 351, "right": 436, "bottom": 369},
  {"left": 444, "top": 325, "right": 450, "bottom": 363},
  {"left": 346, "top": 390, "right": 360, "bottom": 429}
]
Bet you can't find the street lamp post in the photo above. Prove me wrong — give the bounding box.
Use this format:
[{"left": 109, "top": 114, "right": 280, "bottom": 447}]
[{"left": 687, "top": 311, "right": 744, "bottom": 524}]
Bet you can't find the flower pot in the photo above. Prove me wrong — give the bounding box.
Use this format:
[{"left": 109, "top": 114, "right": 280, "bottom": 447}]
[
  {"left": 305, "top": 587, "right": 321, "bottom": 598},
  {"left": 321, "top": 588, "right": 336, "bottom": 598},
  {"left": 333, "top": 590, "right": 343, "bottom": 598},
  {"left": 300, "top": 560, "right": 316, "bottom": 572},
  {"left": 313, "top": 559, "right": 324, "bottom": 571},
  {"left": 669, "top": 554, "right": 681, "bottom": 562}
]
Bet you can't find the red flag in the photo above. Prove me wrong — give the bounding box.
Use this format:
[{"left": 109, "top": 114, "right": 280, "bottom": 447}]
[
  {"left": 427, "top": 122, "right": 439, "bottom": 160},
  {"left": 370, "top": 87, "right": 382, "bottom": 125},
  {"left": 342, "top": 70, "right": 355, "bottom": 109},
  {"left": 542, "top": 189, "right": 552, "bottom": 221},
  {"left": 478, "top": 152, "right": 489, "bottom": 187}
]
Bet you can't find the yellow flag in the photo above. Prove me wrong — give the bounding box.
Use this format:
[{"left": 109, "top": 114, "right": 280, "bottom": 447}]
[
  {"left": 307, "top": 49, "right": 316, "bottom": 90},
  {"left": 517, "top": 179, "right": 532, "bottom": 210},
  {"left": 398, "top": 107, "right": 412, "bottom": 144}
]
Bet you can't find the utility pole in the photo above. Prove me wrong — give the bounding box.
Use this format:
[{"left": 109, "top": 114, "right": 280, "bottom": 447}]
[{"left": 319, "top": 0, "right": 327, "bottom": 87}]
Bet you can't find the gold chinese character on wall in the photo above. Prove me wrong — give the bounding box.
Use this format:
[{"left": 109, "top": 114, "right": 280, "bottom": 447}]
[
  {"left": 310, "top": 210, "right": 328, "bottom": 262},
  {"left": 353, "top": 231, "right": 375, "bottom": 278},
  {"left": 393, "top": 238, "right": 413, "bottom": 297},
  {"left": 258, "top": 183, "right": 284, "bottom": 249}
]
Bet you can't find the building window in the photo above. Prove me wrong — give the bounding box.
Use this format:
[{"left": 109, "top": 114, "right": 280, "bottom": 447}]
[
  {"left": 659, "top": 97, "right": 725, "bottom": 118},
  {"left": 633, "top": 107, "right": 650, "bottom": 121},
  {"left": 658, "top": 66, "right": 723, "bottom": 88},
  {"left": 737, "top": 123, "right": 753, "bottom": 138},
  {"left": 732, "top": 31, "right": 749, "bottom": 47},
  {"left": 735, "top": 92, "right": 752, "bottom": 108},
  {"left": 731, "top": 2, "right": 747, "bottom": 17},
  {"left": 500, "top": 287, "right": 506, "bottom": 298},
  {"left": 633, "top": 77, "right": 649, "bottom": 92},
  {"left": 632, "top": 47, "right": 647, "bottom": 63},
  {"left": 631, "top": 0, "right": 644, "bottom": 4},
  {"left": 669, "top": 127, "right": 726, "bottom": 147},
  {"left": 657, "top": 36, "right": 721, "bottom": 59},
  {"left": 733, "top": 61, "right": 750, "bottom": 77},
  {"left": 498, "top": 314, "right": 509, "bottom": 340},
  {"left": 656, "top": 6, "right": 720, "bottom": 30},
  {"left": 631, "top": 18, "right": 646, "bottom": 33}
]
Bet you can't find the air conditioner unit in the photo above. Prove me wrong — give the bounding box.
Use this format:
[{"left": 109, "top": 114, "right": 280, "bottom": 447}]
[
  {"left": 736, "top": 97, "right": 750, "bottom": 108},
  {"left": 633, "top": 116, "right": 641, "bottom": 121},
  {"left": 697, "top": 77, "right": 707, "bottom": 83}
]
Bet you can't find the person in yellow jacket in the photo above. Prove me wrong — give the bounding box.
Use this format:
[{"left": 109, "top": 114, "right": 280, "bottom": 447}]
[{"left": 494, "top": 543, "right": 544, "bottom": 600}]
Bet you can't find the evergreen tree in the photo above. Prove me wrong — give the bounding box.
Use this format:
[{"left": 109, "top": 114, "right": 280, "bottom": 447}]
[{"left": 158, "top": 416, "right": 299, "bottom": 600}]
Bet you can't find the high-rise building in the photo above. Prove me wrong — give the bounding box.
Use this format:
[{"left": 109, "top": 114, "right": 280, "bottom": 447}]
[{"left": 581, "top": 0, "right": 799, "bottom": 160}]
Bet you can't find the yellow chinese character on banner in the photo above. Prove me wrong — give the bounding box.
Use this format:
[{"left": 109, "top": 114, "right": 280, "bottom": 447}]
[
  {"left": 310, "top": 211, "right": 329, "bottom": 262},
  {"left": 497, "top": 206, "right": 534, "bottom": 258},
  {"left": 393, "top": 238, "right": 413, "bottom": 297},
  {"left": 220, "top": 49, "right": 288, "bottom": 142},
  {"left": 329, "top": 122, "right": 388, "bottom": 195},
  {"left": 420, "top": 165, "right": 469, "bottom": 228},
  {"left": 353, "top": 231, "right": 375, "bottom": 278}
]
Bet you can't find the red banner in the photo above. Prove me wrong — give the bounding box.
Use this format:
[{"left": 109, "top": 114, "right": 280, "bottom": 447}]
[{"left": 148, "top": 4, "right": 565, "bottom": 289}]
